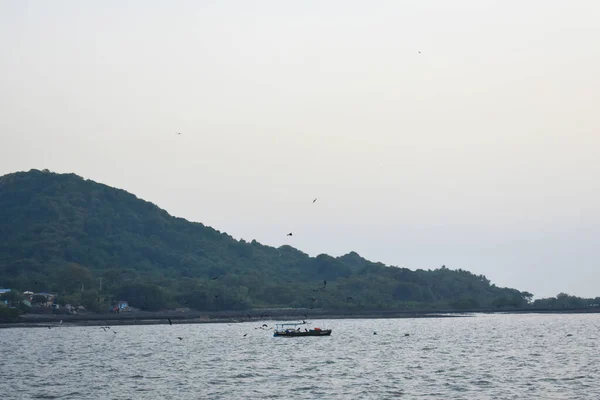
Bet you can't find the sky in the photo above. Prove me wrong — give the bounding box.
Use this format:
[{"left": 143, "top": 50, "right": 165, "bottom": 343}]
[{"left": 1, "top": 0, "right": 599, "bottom": 298}]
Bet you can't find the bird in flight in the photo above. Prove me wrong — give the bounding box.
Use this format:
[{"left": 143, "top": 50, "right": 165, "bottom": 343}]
[
  {"left": 168, "top": 318, "right": 172, "bottom": 326},
  {"left": 243, "top": 334, "right": 247, "bottom": 337},
  {"left": 177, "top": 337, "right": 183, "bottom": 340},
  {"left": 347, "top": 296, "right": 353, "bottom": 301},
  {"left": 286, "top": 232, "right": 293, "bottom": 236},
  {"left": 323, "top": 280, "right": 327, "bottom": 287},
  {"left": 211, "top": 276, "right": 219, "bottom": 280},
  {"left": 175, "top": 132, "right": 182, "bottom": 135},
  {"left": 313, "top": 198, "right": 317, "bottom": 203}
]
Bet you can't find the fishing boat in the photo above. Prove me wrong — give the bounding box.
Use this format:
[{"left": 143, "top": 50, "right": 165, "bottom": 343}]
[{"left": 273, "top": 323, "right": 332, "bottom": 337}]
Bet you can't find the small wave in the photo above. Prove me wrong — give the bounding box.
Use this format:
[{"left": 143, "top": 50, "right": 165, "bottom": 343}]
[
  {"left": 129, "top": 374, "right": 144, "bottom": 379},
  {"left": 291, "top": 386, "right": 318, "bottom": 392},
  {"left": 58, "top": 391, "right": 83, "bottom": 398},
  {"left": 386, "top": 390, "right": 405, "bottom": 396},
  {"left": 230, "top": 373, "right": 259, "bottom": 379},
  {"left": 444, "top": 383, "right": 468, "bottom": 392},
  {"left": 562, "top": 375, "right": 587, "bottom": 381},
  {"left": 472, "top": 380, "right": 492, "bottom": 386}
]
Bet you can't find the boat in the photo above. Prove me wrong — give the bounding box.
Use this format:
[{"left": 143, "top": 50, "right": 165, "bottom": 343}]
[{"left": 273, "top": 323, "right": 332, "bottom": 337}]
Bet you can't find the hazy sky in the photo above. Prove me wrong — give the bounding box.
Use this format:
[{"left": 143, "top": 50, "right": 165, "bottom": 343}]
[{"left": 1, "top": 1, "right": 599, "bottom": 298}]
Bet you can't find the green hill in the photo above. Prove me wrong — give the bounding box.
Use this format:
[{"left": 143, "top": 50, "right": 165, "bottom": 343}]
[{"left": 0, "top": 169, "right": 532, "bottom": 312}]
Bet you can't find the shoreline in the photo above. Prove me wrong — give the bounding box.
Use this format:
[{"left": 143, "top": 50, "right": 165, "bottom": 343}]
[{"left": 2, "top": 307, "right": 599, "bottom": 329}]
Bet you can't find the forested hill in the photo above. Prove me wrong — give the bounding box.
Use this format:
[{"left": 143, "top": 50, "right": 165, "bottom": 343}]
[{"left": 0, "top": 169, "right": 532, "bottom": 311}]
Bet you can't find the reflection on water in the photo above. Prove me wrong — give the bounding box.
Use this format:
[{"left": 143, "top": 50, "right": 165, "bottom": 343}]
[{"left": 1, "top": 314, "right": 599, "bottom": 399}]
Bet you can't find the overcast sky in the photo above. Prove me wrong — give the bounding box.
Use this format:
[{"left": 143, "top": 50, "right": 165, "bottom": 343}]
[{"left": 1, "top": 1, "right": 599, "bottom": 298}]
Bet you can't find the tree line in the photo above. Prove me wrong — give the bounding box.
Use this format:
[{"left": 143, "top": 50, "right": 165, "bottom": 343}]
[{"left": 0, "top": 170, "right": 540, "bottom": 314}]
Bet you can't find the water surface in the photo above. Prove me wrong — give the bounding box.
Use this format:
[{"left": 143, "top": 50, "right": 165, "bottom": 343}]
[{"left": 1, "top": 314, "right": 598, "bottom": 399}]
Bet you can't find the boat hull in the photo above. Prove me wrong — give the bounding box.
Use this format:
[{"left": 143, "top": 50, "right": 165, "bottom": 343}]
[{"left": 273, "top": 329, "right": 332, "bottom": 337}]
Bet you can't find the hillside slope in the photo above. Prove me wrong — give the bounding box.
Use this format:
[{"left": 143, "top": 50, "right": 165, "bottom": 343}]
[{"left": 0, "top": 169, "right": 532, "bottom": 311}]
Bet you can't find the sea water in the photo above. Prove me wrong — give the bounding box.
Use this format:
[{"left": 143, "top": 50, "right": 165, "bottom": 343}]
[{"left": 1, "top": 313, "right": 599, "bottom": 399}]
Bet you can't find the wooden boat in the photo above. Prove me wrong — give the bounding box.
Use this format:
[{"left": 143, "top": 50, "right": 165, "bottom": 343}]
[{"left": 273, "top": 323, "right": 332, "bottom": 337}]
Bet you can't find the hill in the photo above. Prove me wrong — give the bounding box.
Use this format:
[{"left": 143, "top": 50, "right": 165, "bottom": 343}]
[{"left": 0, "top": 169, "right": 532, "bottom": 312}]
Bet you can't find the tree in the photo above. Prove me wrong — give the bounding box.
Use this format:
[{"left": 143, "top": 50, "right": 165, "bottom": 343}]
[
  {"left": 62, "top": 263, "right": 93, "bottom": 292},
  {"left": 0, "top": 290, "right": 22, "bottom": 303},
  {"left": 32, "top": 294, "right": 48, "bottom": 304}
]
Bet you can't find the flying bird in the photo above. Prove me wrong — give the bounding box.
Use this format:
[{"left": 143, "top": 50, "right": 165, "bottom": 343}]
[
  {"left": 323, "top": 280, "right": 327, "bottom": 287},
  {"left": 286, "top": 233, "right": 293, "bottom": 237},
  {"left": 168, "top": 318, "right": 172, "bottom": 326},
  {"left": 177, "top": 337, "right": 183, "bottom": 340},
  {"left": 313, "top": 198, "right": 317, "bottom": 203},
  {"left": 310, "top": 297, "right": 316, "bottom": 302},
  {"left": 175, "top": 132, "right": 182, "bottom": 135},
  {"left": 211, "top": 276, "right": 218, "bottom": 280},
  {"left": 347, "top": 297, "right": 353, "bottom": 301},
  {"left": 262, "top": 324, "right": 268, "bottom": 327},
  {"left": 59, "top": 320, "right": 63, "bottom": 325},
  {"left": 47, "top": 326, "right": 51, "bottom": 329},
  {"left": 243, "top": 334, "right": 247, "bottom": 337}
]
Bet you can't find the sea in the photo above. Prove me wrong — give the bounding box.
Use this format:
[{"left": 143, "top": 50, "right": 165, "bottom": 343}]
[{"left": 1, "top": 313, "right": 599, "bottom": 399}]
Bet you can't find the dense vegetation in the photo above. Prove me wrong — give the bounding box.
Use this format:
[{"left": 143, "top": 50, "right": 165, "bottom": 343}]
[
  {"left": 532, "top": 293, "right": 600, "bottom": 309},
  {"left": 0, "top": 169, "right": 534, "bottom": 313}
]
